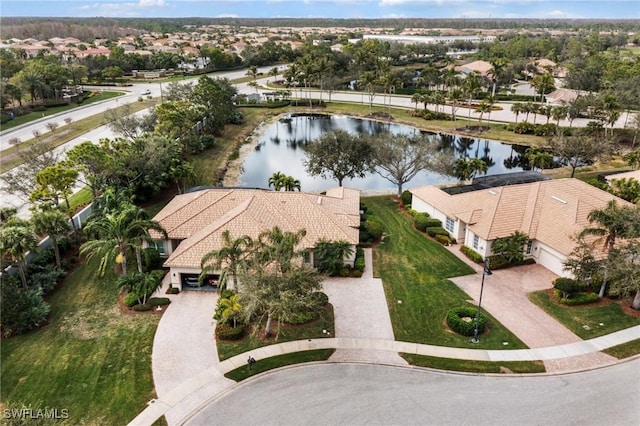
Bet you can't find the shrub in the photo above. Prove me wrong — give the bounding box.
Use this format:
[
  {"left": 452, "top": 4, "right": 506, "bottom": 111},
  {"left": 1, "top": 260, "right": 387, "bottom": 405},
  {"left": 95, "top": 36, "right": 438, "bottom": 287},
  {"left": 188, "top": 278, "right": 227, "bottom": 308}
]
[
  {"left": 461, "top": 246, "right": 483, "bottom": 263},
  {"left": 446, "top": 306, "right": 486, "bottom": 336},
  {"left": 0, "top": 278, "right": 50, "bottom": 338},
  {"left": 534, "top": 123, "right": 557, "bottom": 136},
  {"left": 364, "top": 217, "right": 384, "bottom": 240},
  {"left": 133, "top": 303, "right": 152, "bottom": 311},
  {"left": 142, "top": 247, "right": 163, "bottom": 271},
  {"left": 513, "top": 122, "right": 536, "bottom": 134},
  {"left": 168, "top": 286, "right": 180, "bottom": 294},
  {"left": 359, "top": 229, "right": 372, "bottom": 243},
  {"left": 553, "top": 290, "right": 600, "bottom": 305},
  {"left": 426, "top": 227, "right": 449, "bottom": 237},
  {"left": 414, "top": 214, "right": 431, "bottom": 232},
  {"left": 354, "top": 256, "right": 365, "bottom": 272},
  {"left": 310, "top": 291, "right": 329, "bottom": 308},
  {"left": 435, "top": 234, "right": 452, "bottom": 245},
  {"left": 401, "top": 190, "right": 412, "bottom": 205},
  {"left": 423, "top": 218, "right": 442, "bottom": 228},
  {"left": 553, "top": 277, "right": 581, "bottom": 299},
  {"left": 351, "top": 269, "right": 363, "bottom": 278},
  {"left": 30, "top": 269, "right": 65, "bottom": 295},
  {"left": 215, "top": 322, "right": 245, "bottom": 340},
  {"left": 487, "top": 255, "right": 510, "bottom": 270},
  {"left": 148, "top": 297, "right": 171, "bottom": 306},
  {"left": 338, "top": 267, "right": 350, "bottom": 277},
  {"left": 124, "top": 292, "right": 139, "bottom": 307}
]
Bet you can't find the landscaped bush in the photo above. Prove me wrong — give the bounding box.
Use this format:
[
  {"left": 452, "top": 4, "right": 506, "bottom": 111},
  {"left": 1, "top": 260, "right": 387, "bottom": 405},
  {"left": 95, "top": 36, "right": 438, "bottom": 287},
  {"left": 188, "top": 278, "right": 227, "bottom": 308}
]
[
  {"left": 426, "top": 227, "right": 449, "bottom": 237},
  {"left": 133, "top": 303, "right": 152, "bottom": 311},
  {"left": 364, "top": 217, "right": 385, "bottom": 240},
  {"left": 338, "top": 267, "right": 350, "bottom": 277},
  {"left": 487, "top": 254, "right": 510, "bottom": 270},
  {"left": 124, "top": 292, "right": 139, "bottom": 307},
  {"left": 553, "top": 277, "right": 581, "bottom": 299},
  {"left": 167, "top": 286, "right": 180, "bottom": 294},
  {"left": 148, "top": 297, "right": 171, "bottom": 306},
  {"left": 359, "top": 229, "right": 372, "bottom": 243},
  {"left": 446, "top": 306, "right": 486, "bottom": 336},
  {"left": 142, "top": 247, "right": 162, "bottom": 271},
  {"left": 30, "top": 269, "right": 66, "bottom": 295},
  {"left": 354, "top": 256, "right": 365, "bottom": 272},
  {"left": 414, "top": 213, "right": 431, "bottom": 232},
  {"left": 310, "top": 291, "right": 329, "bottom": 308},
  {"left": 351, "top": 269, "right": 363, "bottom": 278},
  {"left": 513, "top": 122, "right": 536, "bottom": 134},
  {"left": 553, "top": 289, "right": 600, "bottom": 305},
  {"left": 435, "top": 234, "right": 452, "bottom": 245},
  {"left": 460, "top": 246, "right": 483, "bottom": 264},
  {"left": 423, "top": 218, "right": 442, "bottom": 228},
  {"left": 0, "top": 277, "right": 50, "bottom": 338},
  {"left": 401, "top": 190, "right": 412, "bottom": 205},
  {"left": 534, "top": 123, "right": 557, "bottom": 136},
  {"left": 215, "top": 322, "right": 245, "bottom": 340}
]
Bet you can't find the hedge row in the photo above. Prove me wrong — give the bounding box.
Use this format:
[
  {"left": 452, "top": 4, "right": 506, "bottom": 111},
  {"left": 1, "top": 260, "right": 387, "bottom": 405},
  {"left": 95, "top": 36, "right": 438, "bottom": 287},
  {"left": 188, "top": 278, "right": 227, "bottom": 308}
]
[
  {"left": 460, "top": 246, "right": 483, "bottom": 264},
  {"left": 215, "top": 322, "right": 245, "bottom": 340},
  {"left": 426, "top": 227, "right": 449, "bottom": 237},
  {"left": 553, "top": 289, "right": 599, "bottom": 305}
]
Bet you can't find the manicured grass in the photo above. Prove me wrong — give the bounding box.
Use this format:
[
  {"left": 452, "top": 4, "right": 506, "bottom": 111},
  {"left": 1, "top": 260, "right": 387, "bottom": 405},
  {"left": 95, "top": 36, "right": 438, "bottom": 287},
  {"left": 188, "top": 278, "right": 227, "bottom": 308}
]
[
  {"left": 216, "top": 305, "right": 335, "bottom": 361},
  {"left": 529, "top": 290, "right": 640, "bottom": 339},
  {"left": 0, "top": 259, "right": 161, "bottom": 425},
  {"left": 364, "top": 196, "right": 529, "bottom": 350},
  {"left": 1, "top": 91, "right": 125, "bottom": 130},
  {"left": 68, "top": 187, "right": 94, "bottom": 212},
  {"left": 224, "top": 349, "right": 335, "bottom": 381},
  {"left": 400, "top": 353, "right": 546, "bottom": 374},
  {"left": 603, "top": 339, "right": 640, "bottom": 359}
]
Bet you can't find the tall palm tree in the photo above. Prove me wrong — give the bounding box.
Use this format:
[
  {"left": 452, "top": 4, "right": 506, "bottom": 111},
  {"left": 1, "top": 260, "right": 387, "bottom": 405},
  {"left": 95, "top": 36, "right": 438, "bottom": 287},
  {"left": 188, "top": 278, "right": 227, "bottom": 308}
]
[
  {"left": 531, "top": 72, "right": 555, "bottom": 104},
  {"left": 476, "top": 101, "right": 491, "bottom": 128},
  {"left": 0, "top": 218, "right": 38, "bottom": 289},
  {"left": 411, "top": 92, "right": 422, "bottom": 111},
  {"left": 219, "top": 294, "right": 242, "bottom": 327},
  {"left": 268, "top": 171, "right": 287, "bottom": 191},
  {"left": 281, "top": 176, "right": 301, "bottom": 191},
  {"left": 32, "top": 209, "right": 70, "bottom": 269},
  {"left": 358, "top": 71, "right": 378, "bottom": 114},
  {"left": 449, "top": 88, "right": 463, "bottom": 125},
  {"left": 314, "top": 55, "right": 332, "bottom": 103},
  {"left": 201, "top": 230, "right": 254, "bottom": 291},
  {"left": 488, "top": 59, "right": 507, "bottom": 98},
  {"left": 80, "top": 206, "right": 167, "bottom": 276},
  {"left": 511, "top": 102, "right": 522, "bottom": 123},
  {"left": 551, "top": 105, "right": 568, "bottom": 126}
]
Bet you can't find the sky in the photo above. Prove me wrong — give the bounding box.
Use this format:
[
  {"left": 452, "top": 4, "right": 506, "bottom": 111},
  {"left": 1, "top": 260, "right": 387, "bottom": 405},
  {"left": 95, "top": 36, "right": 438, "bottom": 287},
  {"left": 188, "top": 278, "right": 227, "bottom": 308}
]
[{"left": 1, "top": 0, "right": 639, "bottom": 19}]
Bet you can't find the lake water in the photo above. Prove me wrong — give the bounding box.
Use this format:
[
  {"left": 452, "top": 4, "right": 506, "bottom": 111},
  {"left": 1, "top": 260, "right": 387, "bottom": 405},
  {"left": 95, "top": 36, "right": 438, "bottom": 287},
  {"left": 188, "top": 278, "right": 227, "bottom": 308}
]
[{"left": 238, "top": 114, "right": 529, "bottom": 192}]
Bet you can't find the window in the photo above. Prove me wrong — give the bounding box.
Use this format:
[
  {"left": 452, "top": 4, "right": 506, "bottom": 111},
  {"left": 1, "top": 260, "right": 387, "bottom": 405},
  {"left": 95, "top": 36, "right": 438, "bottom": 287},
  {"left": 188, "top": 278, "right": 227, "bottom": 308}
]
[
  {"left": 150, "top": 240, "right": 165, "bottom": 256},
  {"left": 445, "top": 217, "right": 454, "bottom": 233},
  {"left": 472, "top": 234, "right": 479, "bottom": 250},
  {"left": 526, "top": 240, "right": 533, "bottom": 255},
  {"left": 302, "top": 250, "right": 311, "bottom": 264}
]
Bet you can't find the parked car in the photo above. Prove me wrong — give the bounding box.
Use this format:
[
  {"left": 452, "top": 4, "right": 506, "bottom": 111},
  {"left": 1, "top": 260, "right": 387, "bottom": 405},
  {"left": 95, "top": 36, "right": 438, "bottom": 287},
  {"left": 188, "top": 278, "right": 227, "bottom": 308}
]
[{"left": 141, "top": 89, "right": 151, "bottom": 95}]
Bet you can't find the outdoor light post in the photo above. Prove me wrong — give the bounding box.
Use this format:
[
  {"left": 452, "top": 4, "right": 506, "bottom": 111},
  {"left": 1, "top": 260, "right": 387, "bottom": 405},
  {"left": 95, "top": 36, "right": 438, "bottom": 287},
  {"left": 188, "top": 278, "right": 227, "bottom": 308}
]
[{"left": 471, "top": 258, "right": 492, "bottom": 344}]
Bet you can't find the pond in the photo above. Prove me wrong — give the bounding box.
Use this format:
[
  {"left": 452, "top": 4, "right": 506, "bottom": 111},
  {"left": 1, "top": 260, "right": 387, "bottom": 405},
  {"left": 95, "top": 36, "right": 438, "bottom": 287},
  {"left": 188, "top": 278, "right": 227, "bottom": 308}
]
[{"left": 238, "top": 114, "right": 531, "bottom": 193}]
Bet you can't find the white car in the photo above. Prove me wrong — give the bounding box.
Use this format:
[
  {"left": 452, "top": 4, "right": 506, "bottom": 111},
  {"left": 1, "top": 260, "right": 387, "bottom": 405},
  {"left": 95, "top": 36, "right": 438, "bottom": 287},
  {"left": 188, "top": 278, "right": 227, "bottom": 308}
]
[{"left": 141, "top": 89, "right": 151, "bottom": 95}]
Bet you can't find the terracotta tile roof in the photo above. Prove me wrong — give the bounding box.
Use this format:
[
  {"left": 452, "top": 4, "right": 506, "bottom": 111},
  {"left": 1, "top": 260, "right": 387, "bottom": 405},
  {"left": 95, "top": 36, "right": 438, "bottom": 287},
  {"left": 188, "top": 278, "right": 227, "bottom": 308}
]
[
  {"left": 153, "top": 188, "right": 360, "bottom": 269},
  {"left": 605, "top": 170, "right": 640, "bottom": 182},
  {"left": 410, "top": 178, "right": 632, "bottom": 256}
]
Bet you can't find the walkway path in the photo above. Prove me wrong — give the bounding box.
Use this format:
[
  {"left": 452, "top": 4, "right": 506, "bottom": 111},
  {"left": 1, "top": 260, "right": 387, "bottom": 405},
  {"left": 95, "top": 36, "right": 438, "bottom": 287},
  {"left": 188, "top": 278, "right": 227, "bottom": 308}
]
[
  {"left": 323, "top": 249, "right": 407, "bottom": 365},
  {"left": 446, "top": 247, "right": 618, "bottom": 372}
]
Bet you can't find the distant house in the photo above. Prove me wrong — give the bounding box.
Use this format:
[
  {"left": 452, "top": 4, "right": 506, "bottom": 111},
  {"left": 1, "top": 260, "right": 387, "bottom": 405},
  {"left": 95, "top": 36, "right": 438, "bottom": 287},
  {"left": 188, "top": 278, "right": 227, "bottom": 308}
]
[
  {"left": 410, "top": 178, "right": 631, "bottom": 276},
  {"left": 150, "top": 187, "right": 360, "bottom": 289},
  {"left": 545, "top": 88, "right": 587, "bottom": 105},
  {"left": 454, "top": 60, "right": 493, "bottom": 77}
]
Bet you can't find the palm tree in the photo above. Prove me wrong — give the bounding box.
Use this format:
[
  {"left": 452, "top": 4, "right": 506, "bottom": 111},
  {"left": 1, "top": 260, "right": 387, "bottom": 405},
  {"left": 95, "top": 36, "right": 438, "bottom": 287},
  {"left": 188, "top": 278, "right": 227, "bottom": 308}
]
[
  {"left": 314, "top": 55, "right": 331, "bottom": 103},
  {"left": 411, "top": 92, "right": 422, "bottom": 111},
  {"left": 201, "top": 230, "right": 254, "bottom": 291},
  {"left": 268, "top": 171, "right": 287, "bottom": 191},
  {"left": 281, "top": 176, "right": 301, "bottom": 191},
  {"left": 491, "top": 231, "right": 529, "bottom": 264},
  {"left": 531, "top": 72, "right": 555, "bottom": 104},
  {"left": 80, "top": 206, "right": 167, "bottom": 276},
  {"left": 283, "top": 63, "right": 301, "bottom": 104},
  {"left": 525, "top": 147, "right": 555, "bottom": 171},
  {"left": 219, "top": 294, "right": 242, "bottom": 327},
  {"left": 551, "top": 105, "right": 568, "bottom": 126},
  {"left": 268, "top": 66, "right": 279, "bottom": 84},
  {"left": 0, "top": 218, "right": 38, "bottom": 289},
  {"left": 32, "top": 209, "right": 70, "bottom": 269},
  {"left": 358, "top": 71, "right": 377, "bottom": 114},
  {"left": 511, "top": 103, "right": 522, "bottom": 123},
  {"left": 488, "top": 59, "right": 506, "bottom": 98},
  {"left": 448, "top": 88, "right": 463, "bottom": 125},
  {"left": 245, "top": 65, "right": 258, "bottom": 81},
  {"left": 476, "top": 101, "right": 491, "bottom": 129},
  {"left": 453, "top": 158, "right": 488, "bottom": 181}
]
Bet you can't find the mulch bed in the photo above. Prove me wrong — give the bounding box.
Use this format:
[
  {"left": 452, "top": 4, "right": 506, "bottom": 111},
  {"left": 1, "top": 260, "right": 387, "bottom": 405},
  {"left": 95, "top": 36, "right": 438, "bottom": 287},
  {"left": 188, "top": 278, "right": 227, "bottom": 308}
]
[
  {"left": 117, "top": 292, "right": 167, "bottom": 316},
  {"left": 542, "top": 288, "right": 640, "bottom": 318}
]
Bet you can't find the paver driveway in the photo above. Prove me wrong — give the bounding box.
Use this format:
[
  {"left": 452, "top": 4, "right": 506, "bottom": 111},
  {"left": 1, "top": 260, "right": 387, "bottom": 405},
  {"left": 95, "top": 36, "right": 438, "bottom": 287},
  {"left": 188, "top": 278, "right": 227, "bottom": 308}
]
[{"left": 447, "top": 253, "right": 617, "bottom": 372}]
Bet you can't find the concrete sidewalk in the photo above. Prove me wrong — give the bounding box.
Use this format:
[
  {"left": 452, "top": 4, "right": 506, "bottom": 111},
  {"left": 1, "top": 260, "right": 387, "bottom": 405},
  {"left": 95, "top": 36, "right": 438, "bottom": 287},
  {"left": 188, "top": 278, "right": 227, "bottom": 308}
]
[{"left": 129, "top": 325, "right": 640, "bottom": 426}]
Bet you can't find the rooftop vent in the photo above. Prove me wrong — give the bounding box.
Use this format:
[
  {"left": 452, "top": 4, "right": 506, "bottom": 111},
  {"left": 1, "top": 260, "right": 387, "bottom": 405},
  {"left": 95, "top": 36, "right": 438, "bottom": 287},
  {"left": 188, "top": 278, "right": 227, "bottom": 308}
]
[{"left": 551, "top": 195, "right": 567, "bottom": 205}]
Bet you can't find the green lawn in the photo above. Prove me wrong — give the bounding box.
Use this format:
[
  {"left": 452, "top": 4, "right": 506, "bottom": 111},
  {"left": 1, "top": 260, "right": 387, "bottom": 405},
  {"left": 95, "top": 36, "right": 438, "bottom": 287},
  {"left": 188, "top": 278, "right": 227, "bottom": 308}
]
[
  {"left": 0, "top": 259, "right": 161, "bottom": 425},
  {"left": 1, "top": 91, "right": 125, "bottom": 130},
  {"left": 400, "top": 354, "right": 546, "bottom": 374},
  {"left": 224, "top": 349, "right": 335, "bottom": 381},
  {"left": 528, "top": 291, "right": 640, "bottom": 340},
  {"left": 604, "top": 339, "right": 640, "bottom": 359},
  {"left": 216, "top": 305, "right": 335, "bottom": 361},
  {"left": 365, "top": 196, "right": 529, "bottom": 350}
]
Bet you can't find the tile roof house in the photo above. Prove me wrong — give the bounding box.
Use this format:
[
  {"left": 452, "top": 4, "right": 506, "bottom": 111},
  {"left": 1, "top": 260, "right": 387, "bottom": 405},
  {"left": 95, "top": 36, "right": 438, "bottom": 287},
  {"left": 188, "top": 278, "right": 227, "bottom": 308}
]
[
  {"left": 454, "top": 60, "right": 493, "bottom": 77},
  {"left": 410, "top": 178, "right": 632, "bottom": 277},
  {"left": 150, "top": 187, "right": 360, "bottom": 289}
]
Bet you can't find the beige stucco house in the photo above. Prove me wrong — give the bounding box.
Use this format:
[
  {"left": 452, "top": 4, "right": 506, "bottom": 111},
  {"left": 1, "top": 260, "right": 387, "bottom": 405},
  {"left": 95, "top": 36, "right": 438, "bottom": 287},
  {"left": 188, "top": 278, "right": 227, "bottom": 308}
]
[
  {"left": 150, "top": 187, "right": 360, "bottom": 289},
  {"left": 410, "top": 178, "right": 631, "bottom": 277}
]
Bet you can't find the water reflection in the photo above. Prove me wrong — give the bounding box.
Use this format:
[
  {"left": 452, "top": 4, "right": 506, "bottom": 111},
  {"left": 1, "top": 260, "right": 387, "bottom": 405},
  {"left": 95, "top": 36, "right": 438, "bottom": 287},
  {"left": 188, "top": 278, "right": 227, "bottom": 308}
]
[{"left": 239, "top": 114, "right": 529, "bottom": 192}]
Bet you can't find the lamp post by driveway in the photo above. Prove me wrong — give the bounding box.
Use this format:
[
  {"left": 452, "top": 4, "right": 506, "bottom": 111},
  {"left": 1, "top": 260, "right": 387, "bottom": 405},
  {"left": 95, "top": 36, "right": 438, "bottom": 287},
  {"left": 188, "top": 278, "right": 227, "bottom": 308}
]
[{"left": 471, "top": 258, "right": 492, "bottom": 344}]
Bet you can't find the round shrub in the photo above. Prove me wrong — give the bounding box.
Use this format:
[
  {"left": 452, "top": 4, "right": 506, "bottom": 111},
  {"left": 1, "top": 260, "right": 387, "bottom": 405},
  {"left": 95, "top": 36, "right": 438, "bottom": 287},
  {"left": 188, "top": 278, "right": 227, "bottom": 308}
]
[
  {"left": 414, "top": 214, "right": 431, "bottom": 232},
  {"left": 124, "top": 293, "right": 139, "bottom": 307},
  {"left": 354, "top": 256, "right": 365, "bottom": 272},
  {"left": 435, "top": 234, "right": 452, "bottom": 245},
  {"left": 310, "top": 291, "right": 329, "bottom": 307},
  {"left": 215, "top": 322, "right": 245, "bottom": 340},
  {"left": 446, "top": 306, "right": 487, "bottom": 336},
  {"left": 133, "top": 303, "right": 152, "bottom": 311},
  {"left": 426, "top": 227, "right": 449, "bottom": 237},
  {"left": 553, "top": 277, "right": 580, "bottom": 298},
  {"left": 339, "top": 267, "right": 350, "bottom": 277},
  {"left": 351, "top": 269, "right": 363, "bottom": 278},
  {"left": 364, "top": 217, "right": 385, "bottom": 240},
  {"left": 168, "top": 287, "right": 180, "bottom": 294},
  {"left": 148, "top": 297, "right": 171, "bottom": 306},
  {"left": 423, "top": 218, "right": 442, "bottom": 228},
  {"left": 401, "top": 190, "right": 412, "bottom": 206}
]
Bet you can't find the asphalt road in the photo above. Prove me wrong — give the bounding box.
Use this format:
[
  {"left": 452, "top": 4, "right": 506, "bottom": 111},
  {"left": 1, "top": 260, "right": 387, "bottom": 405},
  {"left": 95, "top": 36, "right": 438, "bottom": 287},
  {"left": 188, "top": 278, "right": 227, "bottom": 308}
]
[{"left": 184, "top": 359, "right": 640, "bottom": 426}]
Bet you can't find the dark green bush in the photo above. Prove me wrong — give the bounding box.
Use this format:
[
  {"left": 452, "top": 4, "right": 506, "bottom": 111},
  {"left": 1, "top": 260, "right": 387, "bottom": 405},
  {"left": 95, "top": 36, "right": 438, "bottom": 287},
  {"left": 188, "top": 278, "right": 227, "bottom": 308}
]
[
  {"left": 354, "top": 256, "right": 365, "bottom": 272},
  {"left": 446, "top": 306, "right": 486, "bottom": 336},
  {"left": 426, "top": 227, "right": 449, "bottom": 237},
  {"left": 460, "top": 246, "right": 483, "bottom": 263},
  {"left": 359, "top": 229, "right": 372, "bottom": 243},
  {"left": 124, "top": 293, "right": 139, "bottom": 307},
  {"left": 414, "top": 213, "right": 431, "bottom": 232},
  {"left": 148, "top": 297, "right": 171, "bottom": 306},
  {"left": 215, "top": 322, "right": 245, "bottom": 340},
  {"left": 0, "top": 277, "right": 50, "bottom": 338},
  {"left": 435, "top": 235, "right": 452, "bottom": 245},
  {"left": 310, "top": 291, "right": 329, "bottom": 307},
  {"left": 364, "top": 217, "right": 384, "bottom": 240},
  {"left": 168, "top": 286, "right": 180, "bottom": 294},
  {"left": 401, "top": 190, "right": 412, "bottom": 205},
  {"left": 553, "top": 277, "right": 581, "bottom": 298},
  {"left": 30, "top": 269, "right": 65, "bottom": 295},
  {"left": 285, "top": 310, "right": 317, "bottom": 325},
  {"left": 423, "top": 218, "right": 442, "bottom": 228},
  {"left": 133, "top": 303, "right": 152, "bottom": 311},
  {"left": 142, "top": 247, "right": 163, "bottom": 271},
  {"left": 553, "top": 290, "right": 599, "bottom": 305},
  {"left": 513, "top": 122, "right": 536, "bottom": 134},
  {"left": 487, "top": 254, "right": 510, "bottom": 270},
  {"left": 534, "top": 123, "right": 557, "bottom": 136},
  {"left": 351, "top": 269, "right": 363, "bottom": 278},
  {"left": 339, "top": 267, "right": 350, "bottom": 277}
]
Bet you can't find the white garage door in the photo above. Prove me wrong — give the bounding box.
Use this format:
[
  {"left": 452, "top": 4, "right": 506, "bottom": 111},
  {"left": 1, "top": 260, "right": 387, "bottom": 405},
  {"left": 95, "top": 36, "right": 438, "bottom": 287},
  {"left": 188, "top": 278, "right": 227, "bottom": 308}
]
[{"left": 538, "top": 249, "right": 565, "bottom": 276}]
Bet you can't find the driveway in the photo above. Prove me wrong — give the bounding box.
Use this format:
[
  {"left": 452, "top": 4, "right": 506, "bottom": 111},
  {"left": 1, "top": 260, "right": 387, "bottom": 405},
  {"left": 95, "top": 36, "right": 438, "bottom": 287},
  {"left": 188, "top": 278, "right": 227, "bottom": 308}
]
[
  {"left": 447, "top": 247, "right": 617, "bottom": 372},
  {"left": 322, "top": 248, "right": 407, "bottom": 365},
  {"left": 151, "top": 277, "right": 235, "bottom": 425}
]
